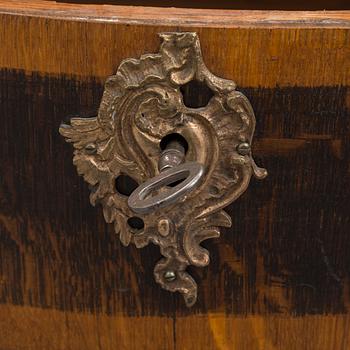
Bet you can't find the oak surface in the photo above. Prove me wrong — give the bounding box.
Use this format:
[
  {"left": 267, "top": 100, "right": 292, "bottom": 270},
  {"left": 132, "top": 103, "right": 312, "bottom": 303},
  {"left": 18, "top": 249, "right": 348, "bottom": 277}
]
[
  {"left": 1, "top": 0, "right": 350, "bottom": 26},
  {"left": 0, "top": 1, "right": 350, "bottom": 349},
  {"left": 53, "top": 0, "right": 350, "bottom": 11}
]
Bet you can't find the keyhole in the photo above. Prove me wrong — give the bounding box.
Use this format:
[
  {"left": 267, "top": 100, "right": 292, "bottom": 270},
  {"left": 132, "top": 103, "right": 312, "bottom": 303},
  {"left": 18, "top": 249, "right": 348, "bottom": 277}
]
[
  {"left": 160, "top": 133, "right": 189, "bottom": 187},
  {"left": 160, "top": 133, "right": 188, "bottom": 153}
]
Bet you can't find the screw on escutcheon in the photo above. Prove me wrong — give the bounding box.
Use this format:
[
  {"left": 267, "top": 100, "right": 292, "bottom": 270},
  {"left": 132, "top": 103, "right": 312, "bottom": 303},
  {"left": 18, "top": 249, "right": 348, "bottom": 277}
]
[
  {"left": 237, "top": 142, "right": 251, "bottom": 156},
  {"left": 164, "top": 270, "right": 176, "bottom": 282}
]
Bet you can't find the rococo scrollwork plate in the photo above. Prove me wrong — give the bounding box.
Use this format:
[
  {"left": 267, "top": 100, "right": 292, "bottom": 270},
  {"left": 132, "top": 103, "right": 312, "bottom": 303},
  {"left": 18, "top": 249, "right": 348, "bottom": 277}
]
[{"left": 60, "top": 32, "right": 267, "bottom": 307}]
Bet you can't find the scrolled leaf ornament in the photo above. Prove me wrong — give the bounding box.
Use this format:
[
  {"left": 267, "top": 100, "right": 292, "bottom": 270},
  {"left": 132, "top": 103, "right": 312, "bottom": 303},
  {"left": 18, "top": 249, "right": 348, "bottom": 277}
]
[{"left": 59, "top": 32, "right": 267, "bottom": 307}]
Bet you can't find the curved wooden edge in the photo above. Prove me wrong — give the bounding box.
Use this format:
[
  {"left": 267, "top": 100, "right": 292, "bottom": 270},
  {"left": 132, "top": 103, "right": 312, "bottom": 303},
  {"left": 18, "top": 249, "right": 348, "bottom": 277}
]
[
  {"left": 0, "top": 0, "right": 349, "bottom": 28},
  {"left": 0, "top": 304, "right": 349, "bottom": 350}
]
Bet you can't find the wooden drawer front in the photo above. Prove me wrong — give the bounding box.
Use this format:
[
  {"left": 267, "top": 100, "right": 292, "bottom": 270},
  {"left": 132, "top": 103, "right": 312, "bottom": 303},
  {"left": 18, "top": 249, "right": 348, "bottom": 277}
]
[{"left": 0, "top": 2, "right": 349, "bottom": 349}]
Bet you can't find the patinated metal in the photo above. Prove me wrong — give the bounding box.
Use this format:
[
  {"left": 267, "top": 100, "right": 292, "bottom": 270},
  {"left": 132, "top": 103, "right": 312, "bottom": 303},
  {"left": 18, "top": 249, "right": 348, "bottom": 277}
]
[{"left": 59, "top": 32, "right": 267, "bottom": 306}]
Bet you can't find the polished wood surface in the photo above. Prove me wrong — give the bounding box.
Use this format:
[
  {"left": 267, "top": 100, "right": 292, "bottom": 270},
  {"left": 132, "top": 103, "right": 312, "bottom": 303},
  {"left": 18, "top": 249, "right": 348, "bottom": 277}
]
[
  {"left": 53, "top": 0, "right": 350, "bottom": 11},
  {"left": 0, "top": 305, "right": 349, "bottom": 350},
  {"left": 0, "top": 1, "right": 350, "bottom": 349},
  {"left": 0, "top": 3, "right": 349, "bottom": 87},
  {"left": 1, "top": 0, "right": 350, "bottom": 24}
]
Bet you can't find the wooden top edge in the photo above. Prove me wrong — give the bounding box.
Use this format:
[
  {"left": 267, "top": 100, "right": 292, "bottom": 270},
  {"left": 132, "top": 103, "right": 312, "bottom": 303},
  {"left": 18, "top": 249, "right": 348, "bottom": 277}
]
[{"left": 0, "top": 1, "right": 350, "bottom": 28}]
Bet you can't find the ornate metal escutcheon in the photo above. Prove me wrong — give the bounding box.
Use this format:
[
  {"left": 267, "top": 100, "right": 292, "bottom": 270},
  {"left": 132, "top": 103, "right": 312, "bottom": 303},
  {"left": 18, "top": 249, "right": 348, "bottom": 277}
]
[{"left": 59, "top": 32, "right": 267, "bottom": 307}]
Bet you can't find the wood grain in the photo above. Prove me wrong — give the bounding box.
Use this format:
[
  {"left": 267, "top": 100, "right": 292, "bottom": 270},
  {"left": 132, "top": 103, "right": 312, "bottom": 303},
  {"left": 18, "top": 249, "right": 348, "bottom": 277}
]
[
  {"left": 0, "top": 304, "right": 174, "bottom": 350},
  {"left": 1, "top": 69, "right": 349, "bottom": 347},
  {"left": 0, "top": 2, "right": 350, "bottom": 349},
  {"left": 0, "top": 305, "right": 349, "bottom": 350},
  {"left": 52, "top": 0, "right": 350, "bottom": 11},
  {"left": 0, "top": 1, "right": 349, "bottom": 26},
  {"left": 0, "top": 4, "right": 349, "bottom": 87}
]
